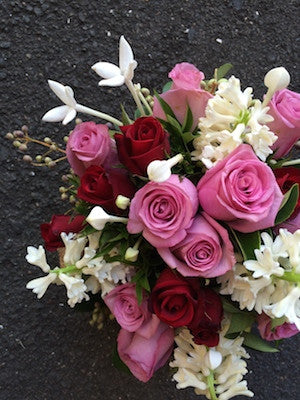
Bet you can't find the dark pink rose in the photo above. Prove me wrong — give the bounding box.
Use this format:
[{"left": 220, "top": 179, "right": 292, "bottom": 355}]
[
  {"left": 158, "top": 212, "right": 236, "bottom": 278},
  {"left": 257, "top": 313, "right": 299, "bottom": 341},
  {"left": 104, "top": 283, "right": 151, "bottom": 332},
  {"left": 117, "top": 315, "right": 174, "bottom": 382},
  {"left": 153, "top": 64, "right": 212, "bottom": 131},
  {"left": 268, "top": 89, "right": 300, "bottom": 159},
  {"left": 127, "top": 174, "right": 198, "bottom": 247},
  {"left": 197, "top": 144, "right": 284, "bottom": 233},
  {"left": 66, "top": 121, "right": 118, "bottom": 176},
  {"left": 168, "top": 62, "right": 205, "bottom": 90}
]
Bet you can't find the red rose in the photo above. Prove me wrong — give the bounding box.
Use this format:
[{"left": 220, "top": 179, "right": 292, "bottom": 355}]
[
  {"left": 40, "top": 214, "right": 85, "bottom": 252},
  {"left": 188, "top": 288, "right": 223, "bottom": 347},
  {"left": 77, "top": 165, "right": 135, "bottom": 214},
  {"left": 151, "top": 269, "right": 223, "bottom": 347},
  {"left": 150, "top": 269, "right": 199, "bottom": 328},
  {"left": 114, "top": 117, "right": 170, "bottom": 176},
  {"left": 274, "top": 167, "right": 300, "bottom": 218}
]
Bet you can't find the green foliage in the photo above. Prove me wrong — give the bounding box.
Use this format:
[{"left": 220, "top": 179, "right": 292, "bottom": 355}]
[
  {"left": 230, "top": 229, "right": 261, "bottom": 260},
  {"left": 120, "top": 104, "right": 133, "bottom": 125},
  {"left": 215, "top": 63, "right": 233, "bottom": 80},
  {"left": 162, "top": 81, "right": 172, "bottom": 92},
  {"left": 75, "top": 200, "right": 92, "bottom": 217},
  {"left": 275, "top": 183, "right": 299, "bottom": 224},
  {"left": 226, "top": 313, "right": 255, "bottom": 335},
  {"left": 271, "top": 316, "right": 286, "bottom": 330},
  {"left": 242, "top": 332, "right": 279, "bottom": 352},
  {"left": 79, "top": 224, "right": 98, "bottom": 237},
  {"left": 112, "top": 344, "right": 131, "bottom": 374}
]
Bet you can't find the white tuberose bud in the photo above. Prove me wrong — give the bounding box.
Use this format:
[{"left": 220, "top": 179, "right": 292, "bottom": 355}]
[
  {"left": 86, "top": 206, "right": 128, "bottom": 231},
  {"left": 147, "top": 154, "right": 184, "bottom": 183},
  {"left": 262, "top": 67, "right": 290, "bottom": 107},
  {"left": 115, "top": 195, "right": 131, "bottom": 210},
  {"left": 204, "top": 349, "right": 222, "bottom": 370}
]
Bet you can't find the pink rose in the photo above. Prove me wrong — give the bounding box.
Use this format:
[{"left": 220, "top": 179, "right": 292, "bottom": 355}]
[
  {"left": 66, "top": 121, "right": 118, "bottom": 176},
  {"left": 257, "top": 313, "right": 299, "bottom": 341},
  {"left": 104, "top": 283, "right": 151, "bottom": 332},
  {"left": 153, "top": 64, "right": 212, "bottom": 130},
  {"left": 268, "top": 89, "right": 300, "bottom": 159},
  {"left": 197, "top": 144, "right": 284, "bottom": 233},
  {"left": 117, "top": 315, "right": 174, "bottom": 382},
  {"left": 168, "top": 62, "right": 205, "bottom": 90},
  {"left": 127, "top": 174, "right": 198, "bottom": 247},
  {"left": 158, "top": 212, "right": 236, "bottom": 278}
]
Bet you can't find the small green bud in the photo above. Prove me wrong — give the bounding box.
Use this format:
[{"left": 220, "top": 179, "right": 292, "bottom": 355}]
[
  {"left": 149, "top": 100, "right": 154, "bottom": 108},
  {"left": 61, "top": 193, "right": 68, "bottom": 200},
  {"left": 5, "top": 132, "right": 14, "bottom": 140},
  {"left": 218, "top": 78, "right": 227, "bottom": 84},
  {"left": 50, "top": 144, "right": 57, "bottom": 151},
  {"left": 21, "top": 125, "right": 29, "bottom": 133},
  {"left": 48, "top": 161, "right": 56, "bottom": 168},
  {"left": 13, "top": 140, "right": 21, "bottom": 148},
  {"left": 208, "top": 78, "right": 217, "bottom": 86},
  {"left": 35, "top": 155, "right": 43, "bottom": 162},
  {"left": 61, "top": 175, "right": 69, "bottom": 182},
  {"left": 141, "top": 87, "right": 150, "bottom": 96},
  {"left": 13, "top": 130, "right": 24, "bottom": 137},
  {"left": 146, "top": 95, "right": 153, "bottom": 103},
  {"left": 69, "top": 195, "right": 76, "bottom": 203},
  {"left": 63, "top": 136, "right": 69, "bottom": 143},
  {"left": 44, "top": 137, "right": 52, "bottom": 144},
  {"left": 59, "top": 186, "right": 66, "bottom": 193},
  {"left": 44, "top": 156, "right": 52, "bottom": 164},
  {"left": 18, "top": 144, "right": 28, "bottom": 151},
  {"left": 200, "top": 81, "right": 207, "bottom": 89},
  {"left": 75, "top": 118, "right": 82, "bottom": 125}
]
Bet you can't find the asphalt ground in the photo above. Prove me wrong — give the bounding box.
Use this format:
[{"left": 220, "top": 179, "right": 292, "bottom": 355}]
[{"left": 0, "top": 1, "right": 299, "bottom": 399}]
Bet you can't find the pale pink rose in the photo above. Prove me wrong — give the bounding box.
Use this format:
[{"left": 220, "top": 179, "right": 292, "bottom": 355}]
[
  {"left": 257, "top": 313, "right": 299, "bottom": 341},
  {"left": 117, "top": 315, "right": 174, "bottom": 382},
  {"left": 168, "top": 62, "right": 205, "bottom": 90},
  {"left": 153, "top": 64, "right": 212, "bottom": 131},
  {"left": 158, "top": 212, "right": 236, "bottom": 278},
  {"left": 66, "top": 121, "right": 118, "bottom": 176},
  {"left": 268, "top": 89, "right": 300, "bottom": 159},
  {"left": 104, "top": 283, "right": 151, "bottom": 332},
  {"left": 127, "top": 174, "right": 198, "bottom": 247},
  {"left": 197, "top": 144, "right": 284, "bottom": 233}
]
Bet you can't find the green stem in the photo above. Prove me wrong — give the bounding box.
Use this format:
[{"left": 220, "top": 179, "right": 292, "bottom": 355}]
[
  {"left": 281, "top": 158, "right": 300, "bottom": 167},
  {"left": 279, "top": 271, "right": 300, "bottom": 283},
  {"left": 136, "top": 86, "right": 153, "bottom": 115},
  {"left": 126, "top": 80, "right": 145, "bottom": 116},
  {"left": 207, "top": 371, "right": 218, "bottom": 400},
  {"left": 76, "top": 104, "right": 123, "bottom": 127},
  {"left": 51, "top": 264, "right": 78, "bottom": 275}
]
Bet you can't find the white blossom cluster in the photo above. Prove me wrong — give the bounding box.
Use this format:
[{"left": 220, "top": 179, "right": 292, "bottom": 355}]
[
  {"left": 170, "top": 327, "right": 254, "bottom": 400},
  {"left": 26, "top": 231, "right": 134, "bottom": 307},
  {"left": 191, "top": 76, "right": 277, "bottom": 168},
  {"left": 218, "top": 229, "right": 300, "bottom": 329}
]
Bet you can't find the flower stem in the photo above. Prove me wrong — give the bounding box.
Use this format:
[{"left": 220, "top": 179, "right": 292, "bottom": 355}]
[
  {"left": 280, "top": 271, "right": 300, "bottom": 283},
  {"left": 23, "top": 136, "right": 66, "bottom": 154},
  {"left": 135, "top": 86, "right": 153, "bottom": 115},
  {"left": 207, "top": 371, "right": 218, "bottom": 400},
  {"left": 75, "top": 104, "right": 123, "bottom": 127},
  {"left": 51, "top": 264, "right": 78, "bottom": 275},
  {"left": 281, "top": 158, "right": 300, "bottom": 167},
  {"left": 126, "top": 80, "right": 145, "bottom": 116}
]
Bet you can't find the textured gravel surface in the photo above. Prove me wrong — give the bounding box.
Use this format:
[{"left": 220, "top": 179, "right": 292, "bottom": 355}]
[{"left": 0, "top": 1, "right": 299, "bottom": 399}]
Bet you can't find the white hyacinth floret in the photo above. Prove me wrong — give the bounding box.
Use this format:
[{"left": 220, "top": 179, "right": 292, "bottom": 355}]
[
  {"left": 170, "top": 327, "right": 254, "bottom": 400},
  {"left": 191, "top": 76, "right": 277, "bottom": 168}
]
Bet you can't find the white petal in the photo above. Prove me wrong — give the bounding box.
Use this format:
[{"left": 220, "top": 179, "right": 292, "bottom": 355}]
[
  {"left": 48, "top": 80, "right": 70, "bottom": 105},
  {"left": 62, "top": 107, "right": 76, "bottom": 125},
  {"left": 92, "top": 62, "right": 121, "bottom": 78},
  {"left": 42, "top": 105, "right": 69, "bottom": 122},
  {"left": 64, "top": 86, "right": 77, "bottom": 107},
  {"left": 98, "top": 75, "right": 125, "bottom": 87},
  {"left": 119, "top": 35, "right": 134, "bottom": 73},
  {"left": 124, "top": 60, "right": 138, "bottom": 81}
]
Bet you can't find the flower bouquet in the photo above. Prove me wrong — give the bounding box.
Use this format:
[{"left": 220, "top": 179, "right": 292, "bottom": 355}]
[{"left": 8, "top": 36, "right": 300, "bottom": 400}]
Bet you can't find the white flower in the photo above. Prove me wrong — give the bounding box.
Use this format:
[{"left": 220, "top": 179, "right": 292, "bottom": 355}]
[
  {"left": 42, "top": 80, "right": 77, "bottom": 125},
  {"left": 85, "top": 276, "right": 101, "bottom": 295},
  {"left": 262, "top": 67, "right": 290, "bottom": 107},
  {"left": 115, "top": 195, "right": 131, "bottom": 210},
  {"left": 86, "top": 206, "right": 128, "bottom": 231},
  {"left": 26, "top": 273, "right": 57, "bottom": 299},
  {"left": 278, "top": 229, "right": 300, "bottom": 270},
  {"left": 264, "top": 285, "right": 300, "bottom": 329},
  {"left": 147, "top": 154, "right": 183, "bottom": 182},
  {"left": 59, "top": 273, "right": 89, "bottom": 308},
  {"left": 75, "top": 247, "right": 96, "bottom": 269},
  {"left": 61, "top": 233, "right": 87, "bottom": 265},
  {"left": 170, "top": 328, "right": 254, "bottom": 400},
  {"left": 25, "top": 245, "right": 50, "bottom": 272},
  {"left": 125, "top": 247, "right": 139, "bottom": 262},
  {"left": 244, "top": 248, "right": 284, "bottom": 279},
  {"left": 92, "top": 36, "right": 137, "bottom": 87}
]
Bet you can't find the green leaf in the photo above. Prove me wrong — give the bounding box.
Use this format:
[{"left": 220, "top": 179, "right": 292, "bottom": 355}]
[
  {"left": 222, "top": 297, "right": 245, "bottom": 314},
  {"left": 112, "top": 344, "right": 131, "bottom": 374},
  {"left": 120, "top": 104, "right": 133, "bottom": 125},
  {"left": 242, "top": 332, "right": 279, "bottom": 352},
  {"left": 166, "top": 114, "right": 183, "bottom": 134},
  {"left": 135, "top": 283, "right": 143, "bottom": 304},
  {"left": 231, "top": 229, "right": 261, "bottom": 260},
  {"left": 182, "top": 131, "right": 196, "bottom": 144},
  {"left": 162, "top": 81, "right": 172, "bottom": 92},
  {"left": 226, "top": 313, "right": 255, "bottom": 335},
  {"left": 275, "top": 183, "right": 299, "bottom": 224},
  {"left": 154, "top": 90, "right": 177, "bottom": 120},
  {"left": 271, "top": 316, "right": 286, "bottom": 330},
  {"left": 79, "top": 224, "right": 97, "bottom": 237},
  {"left": 182, "top": 105, "right": 194, "bottom": 133},
  {"left": 215, "top": 63, "right": 233, "bottom": 80}
]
